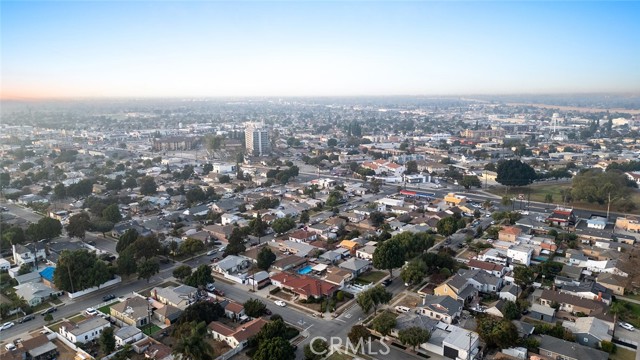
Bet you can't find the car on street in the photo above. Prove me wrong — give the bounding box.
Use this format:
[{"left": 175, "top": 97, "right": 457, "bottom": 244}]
[
  {"left": 18, "top": 314, "right": 35, "bottom": 323},
  {"left": 382, "top": 278, "right": 393, "bottom": 286},
  {"left": 0, "top": 206, "right": 9, "bottom": 212},
  {"left": 206, "top": 249, "right": 217, "bottom": 256},
  {"left": 5, "top": 343, "right": 16, "bottom": 351},
  {"left": 0, "top": 322, "right": 15, "bottom": 331},
  {"left": 42, "top": 307, "right": 57, "bottom": 315},
  {"left": 264, "top": 308, "right": 272, "bottom": 315},
  {"left": 213, "top": 288, "right": 225, "bottom": 296},
  {"left": 206, "top": 283, "right": 215, "bottom": 292},
  {"left": 102, "top": 294, "right": 116, "bottom": 302},
  {"left": 85, "top": 308, "right": 98, "bottom": 316},
  {"left": 619, "top": 322, "right": 635, "bottom": 331},
  {"left": 274, "top": 300, "right": 286, "bottom": 307}
]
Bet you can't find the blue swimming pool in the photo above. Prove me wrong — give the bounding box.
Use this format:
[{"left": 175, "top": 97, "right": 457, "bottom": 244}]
[{"left": 298, "top": 265, "right": 313, "bottom": 275}]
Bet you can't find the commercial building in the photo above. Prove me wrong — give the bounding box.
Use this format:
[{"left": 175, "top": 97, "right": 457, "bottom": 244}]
[{"left": 245, "top": 122, "right": 270, "bottom": 156}]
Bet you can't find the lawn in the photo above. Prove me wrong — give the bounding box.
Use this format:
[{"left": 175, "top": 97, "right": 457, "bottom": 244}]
[
  {"left": 326, "top": 353, "right": 354, "bottom": 360},
  {"left": 139, "top": 323, "right": 162, "bottom": 335},
  {"left": 610, "top": 348, "right": 636, "bottom": 360},
  {"left": 98, "top": 301, "right": 120, "bottom": 315},
  {"left": 357, "top": 271, "right": 387, "bottom": 284},
  {"left": 489, "top": 184, "right": 640, "bottom": 214},
  {"left": 616, "top": 300, "right": 640, "bottom": 328},
  {"left": 68, "top": 314, "right": 87, "bottom": 323}
]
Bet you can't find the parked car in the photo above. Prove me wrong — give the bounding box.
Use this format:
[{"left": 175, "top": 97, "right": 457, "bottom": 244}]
[
  {"left": 274, "top": 300, "right": 286, "bottom": 307},
  {"left": 5, "top": 343, "right": 16, "bottom": 351},
  {"left": 18, "top": 314, "right": 35, "bottom": 323},
  {"left": 213, "top": 288, "right": 225, "bottom": 296},
  {"left": 206, "top": 249, "right": 217, "bottom": 256},
  {"left": 382, "top": 278, "right": 393, "bottom": 286},
  {"left": 395, "top": 306, "right": 410, "bottom": 314},
  {"left": 619, "top": 322, "right": 635, "bottom": 331},
  {"left": 206, "top": 283, "right": 215, "bottom": 292},
  {"left": 85, "top": 308, "right": 98, "bottom": 316},
  {"left": 264, "top": 308, "right": 272, "bottom": 315},
  {"left": 0, "top": 322, "right": 15, "bottom": 331},
  {"left": 42, "top": 307, "right": 57, "bottom": 315},
  {"left": 102, "top": 294, "right": 116, "bottom": 301}
]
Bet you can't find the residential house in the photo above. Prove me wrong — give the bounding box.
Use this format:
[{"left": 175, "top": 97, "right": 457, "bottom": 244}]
[
  {"left": 498, "top": 226, "right": 522, "bottom": 242},
  {"left": 115, "top": 326, "right": 144, "bottom": 347},
  {"left": 144, "top": 343, "right": 173, "bottom": 360},
  {"left": 220, "top": 300, "right": 245, "bottom": 320},
  {"left": 443, "top": 193, "right": 466, "bottom": 206},
  {"left": 2, "top": 334, "right": 58, "bottom": 360},
  {"left": 15, "top": 282, "right": 56, "bottom": 306},
  {"left": 596, "top": 273, "right": 627, "bottom": 296},
  {"left": 12, "top": 244, "right": 46, "bottom": 266},
  {"left": 562, "top": 317, "right": 612, "bottom": 348},
  {"left": 151, "top": 285, "right": 197, "bottom": 310},
  {"left": 529, "top": 303, "right": 556, "bottom": 323},
  {"left": 212, "top": 255, "right": 252, "bottom": 275},
  {"left": 270, "top": 272, "right": 338, "bottom": 300},
  {"left": 320, "top": 250, "right": 343, "bottom": 264},
  {"left": 417, "top": 295, "right": 462, "bottom": 324},
  {"left": 208, "top": 318, "right": 268, "bottom": 349},
  {"left": 59, "top": 317, "right": 111, "bottom": 344},
  {"left": 271, "top": 255, "right": 307, "bottom": 271},
  {"left": 323, "top": 268, "right": 353, "bottom": 289},
  {"left": 338, "top": 239, "right": 361, "bottom": 254},
  {"left": 434, "top": 275, "right": 478, "bottom": 305},
  {"left": 356, "top": 245, "right": 376, "bottom": 261},
  {"left": 203, "top": 224, "right": 235, "bottom": 242},
  {"left": 111, "top": 220, "right": 152, "bottom": 238},
  {"left": 546, "top": 207, "right": 576, "bottom": 228},
  {"left": 459, "top": 269, "right": 503, "bottom": 293},
  {"left": 507, "top": 245, "right": 533, "bottom": 266},
  {"left": 111, "top": 296, "right": 152, "bottom": 327},
  {"left": 211, "top": 199, "right": 244, "bottom": 213},
  {"left": 499, "top": 284, "right": 520, "bottom": 302},
  {"left": 288, "top": 230, "right": 317, "bottom": 243},
  {"left": 220, "top": 213, "right": 241, "bottom": 225},
  {"left": 154, "top": 304, "right": 182, "bottom": 325},
  {"left": 485, "top": 299, "right": 509, "bottom": 318},
  {"left": 467, "top": 259, "right": 506, "bottom": 278},
  {"left": 279, "top": 240, "right": 318, "bottom": 257},
  {"left": 338, "top": 258, "right": 371, "bottom": 276},
  {"left": 615, "top": 216, "right": 640, "bottom": 233},
  {"left": 537, "top": 335, "right": 608, "bottom": 360},
  {"left": 538, "top": 289, "right": 607, "bottom": 316}
]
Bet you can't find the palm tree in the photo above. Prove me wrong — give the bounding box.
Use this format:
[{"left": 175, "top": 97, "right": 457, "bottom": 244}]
[
  {"left": 173, "top": 322, "right": 213, "bottom": 360},
  {"left": 610, "top": 301, "right": 624, "bottom": 339}
]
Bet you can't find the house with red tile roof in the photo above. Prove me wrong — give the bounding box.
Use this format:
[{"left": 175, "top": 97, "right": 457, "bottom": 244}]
[
  {"left": 498, "top": 226, "right": 522, "bottom": 242},
  {"left": 270, "top": 272, "right": 338, "bottom": 300},
  {"left": 208, "top": 318, "right": 268, "bottom": 349}
]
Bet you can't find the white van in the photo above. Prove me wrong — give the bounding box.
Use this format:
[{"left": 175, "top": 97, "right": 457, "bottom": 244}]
[{"left": 395, "top": 306, "right": 411, "bottom": 314}]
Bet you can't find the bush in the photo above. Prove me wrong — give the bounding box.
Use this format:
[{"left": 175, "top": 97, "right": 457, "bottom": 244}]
[
  {"left": 269, "top": 287, "right": 281, "bottom": 295},
  {"left": 283, "top": 326, "right": 300, "bottom": 340},
  {"left": 600, "top": 341, "right": 616, "bottom": 354},
  {"left": 335, "top": 291, "right": 344, "bottom": 302}
]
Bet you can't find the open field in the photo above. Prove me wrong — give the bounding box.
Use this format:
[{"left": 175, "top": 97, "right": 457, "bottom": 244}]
[{"left": 489, "top": 184, "right": 640, "bottom": 214}]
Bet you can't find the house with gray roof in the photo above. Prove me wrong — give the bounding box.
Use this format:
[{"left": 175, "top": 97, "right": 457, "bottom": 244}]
[
  {"left": 537, "top": 334, "right": 608, "bottom": 360},
  {"left": 338, "top": 258, "right": 371, "bottom": 276},
  {"left": 15, "top": 282, "right": 57, "bottom": 306},
  {"left": 151, "top": 285, "right": 197, "bottom": 310},
  {"left": 562, "top": 316, "right": 612, "bottom": 348},
  {"left": 418, "top": 295, "right": 463, "bottom": 324},
  {"left": 212, "top": 255, "right": 252, "bottom": 275},
  {"left": 115, "top": 325, "right": 144, "bottom": 346},
  {"left": 530, "top": 303, "right": 556, "bottom": 323}
]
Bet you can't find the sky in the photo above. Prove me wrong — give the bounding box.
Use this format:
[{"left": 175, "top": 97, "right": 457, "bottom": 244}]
[{"left": 2, "top": 1, "right": 640, "bottom": 99}]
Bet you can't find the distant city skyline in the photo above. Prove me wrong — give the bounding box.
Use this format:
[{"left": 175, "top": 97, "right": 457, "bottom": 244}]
[{"left": 2, "top": 1, "right": 639, "bottom": 100}]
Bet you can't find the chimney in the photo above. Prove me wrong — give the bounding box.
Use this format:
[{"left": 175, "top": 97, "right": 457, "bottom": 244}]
[
  {"left": 154, "top": 289, "right": 158, "bottom": 300},
  {"left": 597, "top": 292, "right": 602, "bottom": 301}
]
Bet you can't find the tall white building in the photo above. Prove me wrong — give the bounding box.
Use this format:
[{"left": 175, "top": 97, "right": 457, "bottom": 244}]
[{"left": 245, "top": 122, "right": 270, "bottom": 156}]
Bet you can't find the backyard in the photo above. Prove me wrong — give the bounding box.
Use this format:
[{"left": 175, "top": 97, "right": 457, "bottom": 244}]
[
  {"left": 610, "top": 348, "right": 637, "bottom": 360},
  {"left": 98, "top": 301, "right": 120, "bottom": 315},
  {"left": 617, "top": 300, "right": 640, "bottom": 328}
]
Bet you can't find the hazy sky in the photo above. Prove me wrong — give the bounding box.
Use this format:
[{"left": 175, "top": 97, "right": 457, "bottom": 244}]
[{"left": 2, "top": 1, "right": 639, "bottom": 99}]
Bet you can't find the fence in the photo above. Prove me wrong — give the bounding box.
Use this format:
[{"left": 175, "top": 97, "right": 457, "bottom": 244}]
[
  {"left": 68, "top": 276, "right": 122, "bottom": 299},
  {"left": 215, "top": 345, "right": 242, "bottom": 360}
]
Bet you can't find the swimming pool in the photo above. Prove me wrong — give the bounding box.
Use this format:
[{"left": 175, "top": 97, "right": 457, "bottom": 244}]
[{"left": 298, "top": 265, "right": 313, "bottom": 275}]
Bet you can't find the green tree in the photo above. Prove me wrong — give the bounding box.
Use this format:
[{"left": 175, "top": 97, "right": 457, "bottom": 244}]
[
  {"left": 501, "top": 196, "right": 513, "bottom": 207},
  {"left": 139, "top": 176, "right": 157, "bottom": 195},
  {"left": 610, "top": 301, "right": 625, "bottom": 339},
  {"left": 503, "top": 300, "right": 520, "bottom": 320},
  {"left": 176, "top": 302, "right": 224, "bottom": 326},
  {"left": 253, "top": 337, "right": 295, "bottom": 360},
  {"left": 405, "top": 160, "right": 418, "bottom": 175},
  {"left": 372, "top": 312, "right": 396, "bottom": 337},
  {"left": 373, "top": 239, "right": 404, "bottom": 277},
  {"left": 257, "top": 247, "right": 276, "bottom": 270},
  {"left": 99, "top": 326, "right": 116, "bottom": 355},
  {"left": 369, "top": 211, "right": 386, "bottom": 228},
  {"left": 401, "top": 259, "right": 427, "bottom": 285},
  {"left": 271, "top": 216, "right": 296, "bottom": 234},
  {"left": 250, "top": 214, "right": 267, "bottom": 239},
  {"left": 356, "top": 285, "right": 392, "bottom": 315},
  {"left": 173, "top": 265, "right": 192, "bottom": 280},
  {"left": 398, "top": 326, "right": 431, "bottom": 351},
  {"left": 53, "top": 183, "right": 66, "bottom": 199},
  {"left": 116, "top": 229, "right": 139, "bottom": 253},
  {"left": 327, "top": 138, "right": 338, "bottom": 147},
  {"left": 137, "top": 258, "right": 160, "bottom": 283},
  {"left": 44, "top": 314, "right": 53, "bottom": 322},
  {"left": 66, "top": 212, "right": 91, "bottom": 240},
  {"left": 102, "top": 204, "right": 122, "bottom": 223},
  {"left": 172, "top": 321, "right": 214, "bottom": 360},
  {"left": 0, "top": 172, "right": 10, "bottom": 189},
  {"left": 461, "top": 175, "right": 481, "bottom": 189},
  {"left": 243, "top": 298, "right": 267, "bottom": 317},
  {"left": 304, "top": 338, "right": 329, "bottom": 360},
  {"left": 116, "top": 249, "right": 137, "bottom": 277},
  {"left": 299, "top": 210, "right": 310, "bottom": 224},
  {"left": 436, "top": 217, "right": 458, "bottom": 237},
  {"left": 544, "top": 193, "right": 553, "bottom": 204},
  {"left": 496, "top": 159, "right": 537, "bottom": 187},
  {"left": 27, "top": 217, "right": 62, "bottom": 241},
  {"left": 513, "top": 266, "right": 534, "bottom": 289},
  {"left": 224, "top": 228, "right": 246, "bottom": 256},
  {"left": 475, "top": 316, "right": 518, "bottom": 349},
  {"left": 348, "top": 325, "right": 371, "bottom": 352},
  {"left": 53, "top": 249, "right": 114, "bottom": 292},
  {"left": 184, "top": 264, "right": 214, "bottom": 288},
  {"left": 179, "top": 238, "right": 206, "bottom": 256}
]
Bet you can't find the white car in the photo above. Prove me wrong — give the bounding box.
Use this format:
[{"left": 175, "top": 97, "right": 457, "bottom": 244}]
[
  {"left": 619, "top": 322, "right": 635, "bottom": 331},
  {"left": 206, "top": 249, "right": 217, "bottom": 256},
  {"left": 274, "top": 300, "right": 286, "bottom": 307},
  {"left": 85, "top": 308, "right": 98, "bottom": 316},
  {"left": 5, "top": 343, "right": 16, "bottom": 351},
  {"left": 0, "top": 322, "right": 15, "bottom": 331}
]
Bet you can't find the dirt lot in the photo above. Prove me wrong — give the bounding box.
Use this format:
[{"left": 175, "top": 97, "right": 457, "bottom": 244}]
[{"left": 396, "top": 294, "right": 422, "bottom": 308}]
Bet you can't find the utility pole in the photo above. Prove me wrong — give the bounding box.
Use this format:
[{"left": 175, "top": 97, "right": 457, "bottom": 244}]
[{"left": 606, "top": 191, "right": 611, "bottom": 221}]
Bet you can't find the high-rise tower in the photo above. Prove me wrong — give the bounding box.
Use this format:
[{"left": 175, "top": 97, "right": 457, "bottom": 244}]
[{"left": 245, "top": 122, "right": 270, "bottom": 156}]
